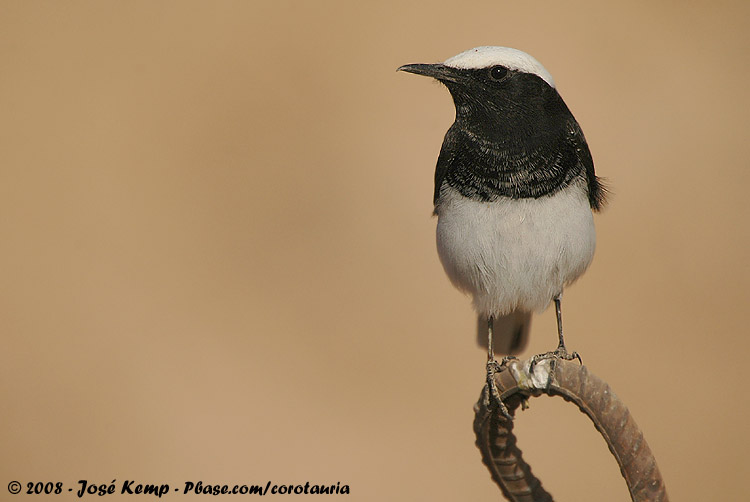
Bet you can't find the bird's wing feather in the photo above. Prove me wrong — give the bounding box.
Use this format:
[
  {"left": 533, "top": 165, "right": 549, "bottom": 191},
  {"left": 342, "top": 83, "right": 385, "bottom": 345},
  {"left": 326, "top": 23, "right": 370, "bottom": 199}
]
[
  {"left": 433, "top": 126, "right": 459, "bottom": 206},
  {"left": 567, "top": 119, "right": 607, "bottom": 211}
]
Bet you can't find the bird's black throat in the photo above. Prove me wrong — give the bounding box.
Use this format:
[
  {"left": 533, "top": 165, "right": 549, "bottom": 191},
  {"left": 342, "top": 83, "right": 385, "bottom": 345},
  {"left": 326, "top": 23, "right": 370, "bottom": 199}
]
[{"left": 433, "top": 68, "right": 605, "bottom": 211}]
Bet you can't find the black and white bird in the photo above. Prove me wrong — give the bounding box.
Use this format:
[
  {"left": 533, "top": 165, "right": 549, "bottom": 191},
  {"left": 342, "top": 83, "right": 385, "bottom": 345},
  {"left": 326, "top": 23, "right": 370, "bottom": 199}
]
[{"left": 399, "top": 47, "right": 605, "bottom": 383}]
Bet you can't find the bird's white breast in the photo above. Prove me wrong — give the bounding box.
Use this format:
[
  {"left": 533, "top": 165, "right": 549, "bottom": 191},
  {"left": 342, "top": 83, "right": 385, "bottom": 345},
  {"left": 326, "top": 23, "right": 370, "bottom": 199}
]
[{"left": 435, "top": 179, "right": 596, "bottom": 317}]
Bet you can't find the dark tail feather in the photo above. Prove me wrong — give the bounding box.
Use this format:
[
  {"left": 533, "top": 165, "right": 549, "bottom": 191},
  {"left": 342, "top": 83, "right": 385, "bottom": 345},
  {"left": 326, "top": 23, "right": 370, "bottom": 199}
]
[{"left": 476, "top": 312, "right": 531, "bottom": 355}]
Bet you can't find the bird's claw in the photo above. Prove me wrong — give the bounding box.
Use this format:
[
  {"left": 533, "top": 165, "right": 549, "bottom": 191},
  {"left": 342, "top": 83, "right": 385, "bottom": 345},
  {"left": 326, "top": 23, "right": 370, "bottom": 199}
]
[
  {"left": 488, "top": 355, "right": 517, "bottom": 373},
  {"left": 485, "top": 359, "right": 513, "bottom": 421},
  {"left": 529, "top": 347, "right": 582, "bottom": 373}
]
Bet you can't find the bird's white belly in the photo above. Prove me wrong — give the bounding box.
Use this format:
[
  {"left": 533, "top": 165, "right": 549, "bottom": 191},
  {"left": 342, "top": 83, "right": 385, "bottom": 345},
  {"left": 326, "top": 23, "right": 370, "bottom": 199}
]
[{"left": 435, "top": 179, "right": 596, "bottom": 317}]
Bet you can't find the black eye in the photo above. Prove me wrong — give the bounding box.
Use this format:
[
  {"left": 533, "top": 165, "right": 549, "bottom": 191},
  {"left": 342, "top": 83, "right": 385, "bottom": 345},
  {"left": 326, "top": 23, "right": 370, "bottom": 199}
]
[{"left": 489, "top": 65, "right": 508, "bottom": 81}]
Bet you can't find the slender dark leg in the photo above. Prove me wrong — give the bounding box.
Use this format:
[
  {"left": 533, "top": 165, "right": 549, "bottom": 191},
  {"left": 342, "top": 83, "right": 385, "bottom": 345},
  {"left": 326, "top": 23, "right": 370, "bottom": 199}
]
[
  {"left": 553, "top": 294, "right": 581, "bottom": 363},
  {"left": 555, "top": 295, "right": 566, "bottom": 351},
  {"left": 485, "top": 315, "right": 513, "bottom": 420},
  {"left": 487, "top": 315, "right": 495, "bottom": 364},
  {"left": 530, "top": 293, "right": 582, "bottom": 371}
]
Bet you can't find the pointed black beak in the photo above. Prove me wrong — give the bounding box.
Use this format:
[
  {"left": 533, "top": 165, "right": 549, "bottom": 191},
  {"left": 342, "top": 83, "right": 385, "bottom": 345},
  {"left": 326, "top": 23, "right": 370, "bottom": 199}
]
[{"left": 397, "top": 63, "right": 459, "bottom": 83}]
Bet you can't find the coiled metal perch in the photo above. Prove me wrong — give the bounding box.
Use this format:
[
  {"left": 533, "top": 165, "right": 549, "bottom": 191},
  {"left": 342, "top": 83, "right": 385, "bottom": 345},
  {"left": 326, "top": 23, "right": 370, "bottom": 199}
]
[{"left": 474, "top": 358, "right": 668, "bottom": 501}]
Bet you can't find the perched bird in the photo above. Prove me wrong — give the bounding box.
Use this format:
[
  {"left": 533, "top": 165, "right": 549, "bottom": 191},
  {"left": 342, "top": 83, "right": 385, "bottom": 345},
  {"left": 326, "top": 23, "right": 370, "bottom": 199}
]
[{"left": 398, "top": 47, "right": 605, "bottom": 388}]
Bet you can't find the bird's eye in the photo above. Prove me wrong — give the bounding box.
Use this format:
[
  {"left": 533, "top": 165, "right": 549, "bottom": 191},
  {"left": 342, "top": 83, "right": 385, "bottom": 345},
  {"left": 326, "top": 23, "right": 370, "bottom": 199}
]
[{"left": 489, "top": 66, "right": 508, "bottom": 81}]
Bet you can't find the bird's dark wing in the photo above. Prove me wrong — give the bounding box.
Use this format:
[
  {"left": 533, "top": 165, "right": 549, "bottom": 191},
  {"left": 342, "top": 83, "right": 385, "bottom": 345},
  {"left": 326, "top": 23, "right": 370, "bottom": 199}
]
[
  {"left": 433, "top": 125, "right": 459, "bottom": 205},
  {"left": 567, "top": 120, "right": 607, "bottom": 211}
]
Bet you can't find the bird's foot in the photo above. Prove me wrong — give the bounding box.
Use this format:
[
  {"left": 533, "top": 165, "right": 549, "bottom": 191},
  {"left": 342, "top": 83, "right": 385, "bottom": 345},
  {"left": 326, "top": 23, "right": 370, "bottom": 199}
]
[
  {"left": 529, "top": 346, "right": 582, "bottom": 373},
  {"left": 494, "top": 355, "right": 519, "bottom": 371},
  {"left": 485, "top": 358, "right": 514, "bottom": 421}
]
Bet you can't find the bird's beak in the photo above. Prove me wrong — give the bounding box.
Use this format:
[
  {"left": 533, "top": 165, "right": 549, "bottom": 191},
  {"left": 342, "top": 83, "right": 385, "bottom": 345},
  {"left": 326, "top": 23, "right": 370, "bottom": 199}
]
[{"left": 397, "top": 63, "right": 459, "bottom": 83}]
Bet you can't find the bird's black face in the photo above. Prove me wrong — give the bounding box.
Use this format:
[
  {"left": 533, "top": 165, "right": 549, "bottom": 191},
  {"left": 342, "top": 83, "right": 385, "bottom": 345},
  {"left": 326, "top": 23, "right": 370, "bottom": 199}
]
[
  {"left": 398, "top": 63, "right": 567, "bottom": 144},
  {"left": 398, "top": 50, "right": 604, "bottom": 210}
]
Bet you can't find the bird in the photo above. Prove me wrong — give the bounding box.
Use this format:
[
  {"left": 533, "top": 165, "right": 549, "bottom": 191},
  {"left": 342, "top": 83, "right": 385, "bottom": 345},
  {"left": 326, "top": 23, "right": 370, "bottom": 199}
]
[{"left": 398, "top": 47, "right": 606, "bottom": 406}]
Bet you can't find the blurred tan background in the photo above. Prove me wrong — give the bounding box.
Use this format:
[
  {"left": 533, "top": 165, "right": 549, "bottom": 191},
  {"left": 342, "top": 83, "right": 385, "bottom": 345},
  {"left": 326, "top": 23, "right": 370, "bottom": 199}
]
[{"left": 2, "top": 1, "right": 748, "bottom": 500}]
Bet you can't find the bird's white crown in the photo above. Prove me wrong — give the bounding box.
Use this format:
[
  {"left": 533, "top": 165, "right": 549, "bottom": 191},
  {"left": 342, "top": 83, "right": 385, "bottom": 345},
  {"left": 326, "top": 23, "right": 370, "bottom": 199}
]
[{"left": 444, "top": 46, "right": 555, "bottom": 88}]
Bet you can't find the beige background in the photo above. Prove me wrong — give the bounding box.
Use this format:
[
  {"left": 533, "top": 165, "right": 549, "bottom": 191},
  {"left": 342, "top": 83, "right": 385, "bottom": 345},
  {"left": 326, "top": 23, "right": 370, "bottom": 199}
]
[{"left": 2, "top": 1, "right": 748, "bottom": 500}]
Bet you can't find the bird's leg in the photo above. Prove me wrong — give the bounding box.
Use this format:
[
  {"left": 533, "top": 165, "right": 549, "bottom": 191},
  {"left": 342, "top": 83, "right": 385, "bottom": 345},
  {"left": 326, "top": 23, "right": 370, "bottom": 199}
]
[
  {"left": 530, "top": 294, "right": 582, "bottom": 372},
  {"left": 553, "top": 294, "right": 582, "bottom": 362},
  {"left": 485, "top": 315, "right": 513, "bottom": 420}
]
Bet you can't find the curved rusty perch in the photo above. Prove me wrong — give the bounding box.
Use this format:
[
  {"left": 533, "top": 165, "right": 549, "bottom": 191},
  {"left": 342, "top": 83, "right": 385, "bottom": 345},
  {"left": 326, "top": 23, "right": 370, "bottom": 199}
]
[{"left": 474, "top": 358, "right": 668, "bottom": 502}]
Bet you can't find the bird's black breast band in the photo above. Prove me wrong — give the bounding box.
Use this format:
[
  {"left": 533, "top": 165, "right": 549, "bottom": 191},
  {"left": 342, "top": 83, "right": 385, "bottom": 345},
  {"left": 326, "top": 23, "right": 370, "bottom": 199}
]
[{"left": 434, "top": 124, "right": 585, "bottom": 204}]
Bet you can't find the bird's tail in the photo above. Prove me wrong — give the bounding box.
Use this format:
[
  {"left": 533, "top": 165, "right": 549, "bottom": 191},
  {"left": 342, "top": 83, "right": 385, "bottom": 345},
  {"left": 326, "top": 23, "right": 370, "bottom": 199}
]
[{"left": 476, "top": 311, "right": 531, "bottom": 355}]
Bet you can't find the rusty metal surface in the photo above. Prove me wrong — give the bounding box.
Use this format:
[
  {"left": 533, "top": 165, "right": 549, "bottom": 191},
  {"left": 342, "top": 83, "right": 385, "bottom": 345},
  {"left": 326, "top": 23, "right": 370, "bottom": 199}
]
[{"left": 474, "top": 358, "right": 668, "bottom": 502}]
